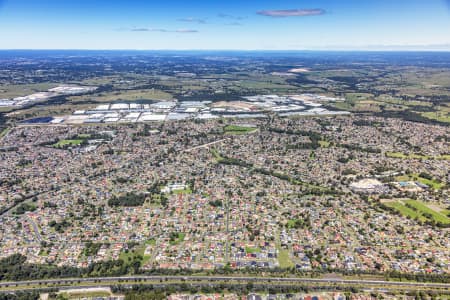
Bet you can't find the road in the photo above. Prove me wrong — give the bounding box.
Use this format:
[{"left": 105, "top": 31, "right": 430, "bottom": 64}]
[
  {"left": 0, "top": 127, "right": 12, "bottom": 142},
  {"left": 24, "top": 216, "right": 43, "bottom": 242},
  {"left": 183, "top": 138, "right": 228, "bottom": 153},
  {"left": 0, "top": 275, "right": 449, "bottom": 292}
]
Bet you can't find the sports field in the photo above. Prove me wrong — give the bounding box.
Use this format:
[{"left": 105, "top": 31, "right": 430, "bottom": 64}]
[{"left": 385, "top": 199, "right": 450, "bottom": 225}]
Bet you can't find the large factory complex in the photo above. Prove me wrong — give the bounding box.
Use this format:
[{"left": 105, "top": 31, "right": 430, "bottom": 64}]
[
  {"left": 0, "top": 86, "right": 97, "bottom": 108},
  {"left": 24, "top": 94, "right": 349, "bottom": 125}
]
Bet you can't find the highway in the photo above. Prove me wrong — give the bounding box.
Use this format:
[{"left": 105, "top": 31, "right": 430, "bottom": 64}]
[{"left": 0, "top": 275, "right": 449, "bottom": 291}]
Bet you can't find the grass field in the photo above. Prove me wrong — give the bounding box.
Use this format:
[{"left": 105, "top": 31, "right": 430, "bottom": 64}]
[
  {"left": 245, "top": 246, "right": 261, "bottom": 254},
  {"left": 421, "top": 111, "right": 450, "bottom": 123},
  {"left": 53, "top": 139, "right": 83, "bottom": 148},
  {"left": 332, "top": 100, "right": 383, "bottom": 112},
  {"left": 235, "top": 79, "right": 297, "bottom": 91},
  {"left": 415, "top": 178, "right": 444, "bottom": 190},
  {"left": 172, "top": 187, "right": 193, "bottom": 195},
  {"left": 119, "top": 244, "right": 150, "bottom": 263},
  {"left": 405, "top": 200, "right": 450, "bottom": 225},
  {"left": 277, "top": 247, "right": 294, "bottom": 268},
  {"left": 68, "top": 88, "right": 173, "bottom": 103},
  {"left": 395, "top": 174, "right": 445, "bottom": 190},
  {"left": 6, "top": 103, "right": 96, "bottom": 121},
  {"left": 0, "top": 127, "right": 10, "bottom": 139},
  {"left": 386, "top": 152, "right": 450, "bottom": 161},
  {"left": 385, "top": 201, "right": 427, "bottom": 222},
  {"left": 211, "top": 148, "right": 222, "bottom": 160},
  {"left": 0, "top": 83, "right": 58, "bottom": 99},
  {"left": 386, "top": 152, "right": 425, "bottom": 159},
  {"left": 286, "top": 220, "right": 295, "bottom": 228},
  {"left": 329, "top": 85, "right": 450, "bottom": 117},
  {"left": 169, "top": 233, "right": 186, "bottom": 245},
  {"left": 0, "top": 107, "right": 14, "bottom": 113},
  {"left": 224, "top": 125, "right": 257, "bottom": 135},
  {"left": 385, "top": 199, "right": 450, "bottom": 225},
  {"left": 318, "top": 140, "right": 331, "bottom": 148}
]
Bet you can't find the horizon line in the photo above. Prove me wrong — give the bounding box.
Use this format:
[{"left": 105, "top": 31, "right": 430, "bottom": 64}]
[{"left": 1, "top": 48, "right": 450, "bottom": 52}]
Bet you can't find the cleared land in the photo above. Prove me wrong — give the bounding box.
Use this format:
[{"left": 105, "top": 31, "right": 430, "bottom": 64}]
[
  {"left": 0, "top": 83, "right": 58, "bottom": 99},
  {"left": 68, "top": 88, "right": 173, "bottom": 103},
  {"left": 277, "top": 248, "right": 294, "bottom": 268}
]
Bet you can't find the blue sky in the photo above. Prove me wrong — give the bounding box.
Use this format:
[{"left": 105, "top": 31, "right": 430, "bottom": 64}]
[{"left": 0, "top": 0, "right": 449, "bottom": 50}]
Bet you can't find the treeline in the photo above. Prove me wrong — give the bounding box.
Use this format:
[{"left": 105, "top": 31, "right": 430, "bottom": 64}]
[
  {"left": 217, "top": 156, "right": 253, "bottom": 168},
  {"left": 0, "top": 254, "right": 141, "bottom": 282},
  {"left": 216, "top": 153, "right": 293, "bottom": 183},
  {"left": 0, "top": 292, "right": 40, "bottom": 300},
  {"left": 286, "top": 142, "right": 320, "bottom": 150},
  {"left": 0, "top": 146, "right": 18, "bottom": 153},
  {"left": 1, "top": 254, "right": 449, "bottom": 284},
  {"left": 112, "top": 283, "right": 319, "bottom": 300},
  {"left": 177, "top": 91, "right": 252, "bottom": 102},
  {"left": 112, "top": 280, "right": 450, "bottom": 299},
  {"left": 48, "top": 219, "right": 71, "bottom": 233},
  {"left": 337, "top": 143, "right": 381, "bottom": 154},
  {"left": 268, "top": 127, "right": 323, "bottom": 142},
  {"left": 435, "top": 135, "right": 450, "bottom": 142},
  {"left": 352, "top": 120, "right": 383, "bottom": 127},
  {"left": 108, "top": 192, "right": 147, "bottom": 207},
  {"left": 378, "top": 202, "right": 450, "bottom": 228},
  {"left": 13, "top": 202, "right": 36, "bottom": 215},
  {"left": 376, "top": 110, "right": 449, "bottom": 127},
  {"left": 0, "top": 192, "right": 40, "bottom": 216},
  {"left": 0, "top": 112, "right": 5, "bottom": 129},
  {"left": 286, "top": 215, "right": 311, "bottom": 230},
  {"left": 83, "top": 241, "right": 102, "bottom": 256},
  {"left": 0, "top": 254, "right": 82, "bottom": 281},
  {"left": 37, "top": 138, "right": 60, "bottom": 147},
  {"left": 216, "top": 151, "right": 334, "bottom": 195},
  {"left": 286, "top": 74, "right": 318, "bottom": 85},
  {"left": 268, "top": 128, "right": 324, "bottom": 150},
  {"left": 208, "top": 200, "right": 223, "bottom": 207},
  {"left": 16, "top": 159, "right": 32, "bottom": 167},
  {"left": 252, "top": 167, "right": 293, "bottom": 183},
  {"left": 385, "top": 270, "right": 450, "bottom": 284}
]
